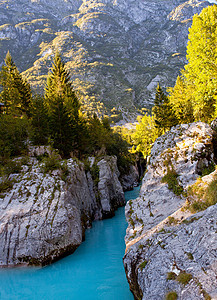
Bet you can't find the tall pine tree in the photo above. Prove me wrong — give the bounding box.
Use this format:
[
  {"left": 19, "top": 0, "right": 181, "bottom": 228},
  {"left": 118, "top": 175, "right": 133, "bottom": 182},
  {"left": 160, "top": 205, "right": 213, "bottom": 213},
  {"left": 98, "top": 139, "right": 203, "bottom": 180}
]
[
  {"left": 0, "top": 51, "right": 32, "bottom": 117},
  {"left": 45, "top": 51, "right": 80, "bottom": 119},
  {"left": 30, "top": 95, "right": 49, "bottom": 145},
  {"left": 152, "top": 83, "right": 177, "bottom": 134},
  {"left": 45, "top": 51, "right": 83, "bottom": 157},
  {"left": 49, "top": 96, "right": 74, "bottom": 156}
]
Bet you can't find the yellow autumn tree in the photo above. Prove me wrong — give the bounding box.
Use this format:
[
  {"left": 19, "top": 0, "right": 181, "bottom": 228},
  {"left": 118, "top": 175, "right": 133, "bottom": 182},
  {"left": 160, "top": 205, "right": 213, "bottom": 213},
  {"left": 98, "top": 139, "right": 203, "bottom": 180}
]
[
  {"left": 169, "top": 5, "right": 217, "bottom": 123},
  {"left": 131, "top": 114, "right": 159, "bottom": 158}
]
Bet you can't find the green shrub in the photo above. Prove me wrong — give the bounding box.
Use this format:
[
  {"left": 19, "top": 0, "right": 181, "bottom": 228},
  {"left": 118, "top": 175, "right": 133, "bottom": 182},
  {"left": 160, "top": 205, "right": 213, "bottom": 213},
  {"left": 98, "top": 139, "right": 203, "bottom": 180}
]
[
  {"left": 165, "top": 291, "right": 178, "bottom": 300},
  {"left": 0, "top": 178, "right": 15, "bottom": 194},
  {"left": 83, "top": 158, "right": 91, "bottom": 173},
  {"left": 139, "top": 260, "right": 147, "bottom": 270},
  {"left": 187, "top": 176, "right": 217, "bottom": 212},
  {"left": 35, "top": 153, "right": 48, "bottom": 162},
  {"left": 168, "top": 216, "right": 178, "bottom": 225},
  {"left": 201, "top": 162, "right": 215, "bottom": 177},
  {"left": 90, "top": 162, "right": 100, "bottom": 186},
  {"left": 176, "top": 271, "right": 192, "bottom": 285},
  {"left": 41, "top": 151, "right": 61, "bottom": 173},
  {"left": 162, "top": 169, "right": 183, "bottom": 196},
  {"left": 60, "top": 162, "right": 69, "bottom": 182},
  {"left": 29, "top": 95, "right": 49, "bottom": 145},
  {"left": 3, "top": 160, "right": 22, "bottom": 175},
  {"left": 167, "top": 272, "right": 177, "bottom": 280},
  {"left": 0, "top": 115, "right": 28, "bottom": 161}
]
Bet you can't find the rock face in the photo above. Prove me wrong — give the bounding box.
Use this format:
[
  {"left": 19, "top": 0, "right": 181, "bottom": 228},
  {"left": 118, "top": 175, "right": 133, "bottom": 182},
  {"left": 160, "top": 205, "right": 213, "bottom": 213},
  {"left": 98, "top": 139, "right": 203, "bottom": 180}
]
[
  {"left": 124, "top": 122, "right": 217, "bottom": 299},
  {"left": 0, "top": 155, "right": 124, "bottom": 267},
  {"left": 0, "top": 0, "right": 212, "bottom": 117},
  {"left": 120, "top": 165, "right": 140, "bottom": 191}
]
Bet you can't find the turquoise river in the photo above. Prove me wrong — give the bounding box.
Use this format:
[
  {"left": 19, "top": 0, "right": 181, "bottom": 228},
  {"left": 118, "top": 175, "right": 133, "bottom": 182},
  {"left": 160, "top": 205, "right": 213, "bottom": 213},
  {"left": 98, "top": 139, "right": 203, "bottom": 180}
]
[{"left": 0, "top": 186, "right": 140, "bottom": 300}]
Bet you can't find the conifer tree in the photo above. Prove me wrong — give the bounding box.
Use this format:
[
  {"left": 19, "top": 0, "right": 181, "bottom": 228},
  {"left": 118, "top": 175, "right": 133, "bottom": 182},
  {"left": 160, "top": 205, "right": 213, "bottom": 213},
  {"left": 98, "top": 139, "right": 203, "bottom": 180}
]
[
  {"left": 152, "top": 84, "right": 177, "bottom": 134},
  {"left": 0, "top": 51, "right": 32, "bottom": 117},
  {"left": 30, "top": 95, "right": 49, "bottom": 145},
  {"left": 45, "top": 51, "right": 80, "bottom": 120},
  {"left": 45, "top": 51, "right": 83, "bottom": 156},
  {"left": 49, "top": 96, "right": 74, "bottom": 156}
]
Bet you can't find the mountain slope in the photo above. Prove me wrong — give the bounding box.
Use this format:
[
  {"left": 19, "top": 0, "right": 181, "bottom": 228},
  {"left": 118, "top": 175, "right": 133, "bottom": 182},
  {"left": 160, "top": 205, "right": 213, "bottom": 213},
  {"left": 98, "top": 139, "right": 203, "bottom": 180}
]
[{"left": 0, "top": 0, "right": 212, "bottom": 118}]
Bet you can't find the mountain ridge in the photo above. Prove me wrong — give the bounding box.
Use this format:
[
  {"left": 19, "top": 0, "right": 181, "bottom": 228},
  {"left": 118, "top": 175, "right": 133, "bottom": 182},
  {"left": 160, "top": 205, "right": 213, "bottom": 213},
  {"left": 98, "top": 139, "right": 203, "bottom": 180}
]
[{"left": 0, "top": 0, "right": 213, "bottom": 118}]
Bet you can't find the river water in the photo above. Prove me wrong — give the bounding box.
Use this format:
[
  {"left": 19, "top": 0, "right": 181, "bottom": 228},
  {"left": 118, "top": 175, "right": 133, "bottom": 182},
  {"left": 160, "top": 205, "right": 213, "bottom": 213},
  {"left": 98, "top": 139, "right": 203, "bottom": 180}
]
[{"left": 0, "top": 186, "right": 140, "bottom": 300}]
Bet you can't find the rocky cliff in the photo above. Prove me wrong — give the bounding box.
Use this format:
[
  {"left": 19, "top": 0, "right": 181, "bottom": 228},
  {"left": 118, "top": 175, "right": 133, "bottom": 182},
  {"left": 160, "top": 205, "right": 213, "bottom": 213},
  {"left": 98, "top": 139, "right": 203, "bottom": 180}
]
[
  {"left": 0, "top": 151, "right": 126, "bottom": 267},
  {"left": 124, "top": 122, "right": 217, "bottom": 299},
  {"left": 0, "top": 0, "right": 213, "bottom": 117}
]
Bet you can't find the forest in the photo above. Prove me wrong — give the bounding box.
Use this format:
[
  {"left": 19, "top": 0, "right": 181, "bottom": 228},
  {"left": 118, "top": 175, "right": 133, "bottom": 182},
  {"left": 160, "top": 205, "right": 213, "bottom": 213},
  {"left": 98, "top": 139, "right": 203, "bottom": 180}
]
[
  {"left": 131, "top": 5, "right": 217, "bottom": 157},
  {"left": 0, "top": 5, "right": 216, "bottom": 172}
]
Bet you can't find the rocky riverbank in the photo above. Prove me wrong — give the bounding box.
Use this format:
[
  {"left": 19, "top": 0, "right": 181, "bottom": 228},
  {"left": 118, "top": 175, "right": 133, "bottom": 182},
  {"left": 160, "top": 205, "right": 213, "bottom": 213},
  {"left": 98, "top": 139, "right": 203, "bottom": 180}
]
[
  {"left": 0, "top": 150, "right": 138, "bottom": 267},
  {"left": 124, "top": 122, "right": 217, "bottom": 299}
]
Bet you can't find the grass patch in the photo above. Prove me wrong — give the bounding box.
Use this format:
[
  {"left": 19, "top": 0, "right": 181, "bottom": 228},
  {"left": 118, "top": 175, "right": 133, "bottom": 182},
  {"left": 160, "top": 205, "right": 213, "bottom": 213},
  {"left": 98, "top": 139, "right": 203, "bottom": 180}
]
[
  {"left": 201, "top": 162, "right": 215, "bottom": 177},
  {"left": 0, "top": 178, "right": 15, "bottom": 194},
  {"left": 1, "top": 159, "right": 22, "bottom": 176},
  {"left": 167, "top": 216, "right": 178, "bottom": 225},
  {"left": 139, "top": 260, "right": 147, "bottom": 270},
  {"left": 187, "top": 175, "right": 217, "bottom": 212},
  {"left": 90, "top": 162, "right": 100, "bottom": 186},
  {"left": 176, "top": 271, "right": 192, "bottom": 285},
  {"left": 167, "top": 272, "right": 177, "bottom": 280},
  {"left": 41, "top": 151, "right": 61, "bottom": 173},
  {"left": 165, "top": 291, "right": 178, "bottom": 300},
  {"left": 162, "top": 169, "right": 183, "bottom": 196},
  {"left": 60, "top": 161, "right": 69, "bottom": 182},
  {"left": 186, "top": 252, "right": 194, "bottom": 260},
  {"left": 182, "top": 216, "right": 202, "bottom": 224}
]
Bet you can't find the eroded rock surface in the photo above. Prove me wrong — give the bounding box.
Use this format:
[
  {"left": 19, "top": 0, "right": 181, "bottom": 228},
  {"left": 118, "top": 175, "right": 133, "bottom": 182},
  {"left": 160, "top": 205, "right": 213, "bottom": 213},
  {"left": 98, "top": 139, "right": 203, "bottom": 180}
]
[
  {"left": 0, "top": 155, "right": 124, "bottom": 266},
  {"left": 124, "top": 122, "right": 217, "bottom": 299},
  {"left": 120, "top": 165, "right": 140, "bottom": 192}
]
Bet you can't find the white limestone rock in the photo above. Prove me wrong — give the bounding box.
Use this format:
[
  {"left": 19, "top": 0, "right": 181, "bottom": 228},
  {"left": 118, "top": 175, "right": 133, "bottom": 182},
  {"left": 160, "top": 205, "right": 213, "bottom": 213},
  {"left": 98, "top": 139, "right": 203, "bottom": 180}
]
[
  {"left": 97, "top": 156, "right": 125, "bottom": 217},
  {"left": 124, "top": 122, "right": 216, "bottom": 299},
  {"left": 120, "top": 165, "right": 139, "bottom": 191},
  {"left": 0, "top": 155, "right": 124, "bottom": 266}
]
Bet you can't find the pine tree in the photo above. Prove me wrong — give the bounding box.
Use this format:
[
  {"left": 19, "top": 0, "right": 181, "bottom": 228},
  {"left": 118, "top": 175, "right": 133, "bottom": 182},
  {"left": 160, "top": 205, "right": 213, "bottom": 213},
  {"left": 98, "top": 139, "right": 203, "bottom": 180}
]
[
  {"left": 49, "top": 96, "right": 74, "bottom": 157},
  {"left": 152, "top": 84, "right": 177, "bottom": 133},
  {"left": 45, "top": 51, "right": 80, "bottom": 119},
  {"left": 0, "top": 51, "right": 32, "bottom": 117},
  {"left": 30, "top": 95, "right": 49, "bottom": 145},
  {"left": 45, "top": 51, "right": 83, "bottom": 156}
]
